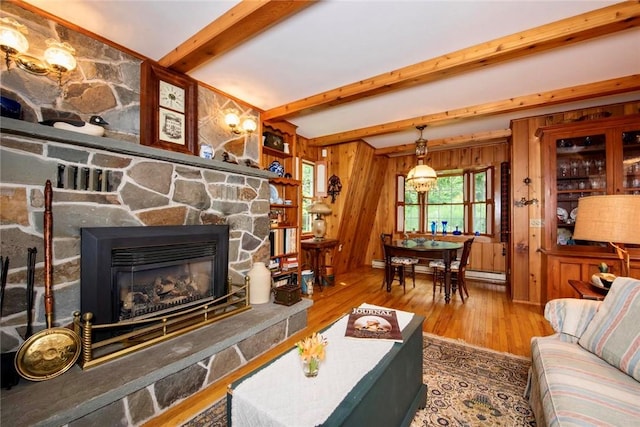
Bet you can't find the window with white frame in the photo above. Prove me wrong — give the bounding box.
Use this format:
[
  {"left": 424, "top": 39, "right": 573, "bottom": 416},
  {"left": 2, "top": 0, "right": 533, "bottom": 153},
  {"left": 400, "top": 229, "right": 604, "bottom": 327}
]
[{"left": 396, "top": 167, "right": 494, "bottom": 235}]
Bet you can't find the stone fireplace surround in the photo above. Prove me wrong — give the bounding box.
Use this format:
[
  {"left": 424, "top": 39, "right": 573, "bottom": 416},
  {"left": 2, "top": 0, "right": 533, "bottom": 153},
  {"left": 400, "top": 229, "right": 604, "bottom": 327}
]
[{"left": 0, "top": 118, "right": 312, "bottom": 426}]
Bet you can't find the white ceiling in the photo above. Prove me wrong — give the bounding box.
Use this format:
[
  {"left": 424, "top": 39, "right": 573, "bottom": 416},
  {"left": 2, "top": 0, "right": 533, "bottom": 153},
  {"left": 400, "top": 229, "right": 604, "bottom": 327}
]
[{"left": 22, "top": 0, "right": 640, "bottom": 149}]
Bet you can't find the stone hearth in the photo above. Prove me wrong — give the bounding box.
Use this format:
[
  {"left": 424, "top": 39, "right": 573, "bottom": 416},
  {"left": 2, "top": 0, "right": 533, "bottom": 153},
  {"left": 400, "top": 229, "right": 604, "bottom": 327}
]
[{"left": 1, "top": 300, "right": 311, "bottom": 426}]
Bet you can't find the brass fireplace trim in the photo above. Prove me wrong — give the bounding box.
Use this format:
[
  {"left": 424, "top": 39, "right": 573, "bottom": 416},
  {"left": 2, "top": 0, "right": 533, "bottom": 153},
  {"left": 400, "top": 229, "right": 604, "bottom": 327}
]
[{"left": 75, "top": 277, "right": 250, "bottom": 369}]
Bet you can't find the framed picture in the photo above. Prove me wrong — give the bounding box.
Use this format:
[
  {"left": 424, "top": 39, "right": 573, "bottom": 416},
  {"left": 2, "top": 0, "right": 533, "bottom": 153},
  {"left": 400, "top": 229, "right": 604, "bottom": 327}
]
[
  {"left": 263, "top": 132, "right": 285, "bottom": 151},
  {"left": 140, "top": 60, "right": 197, "bottom": 155}
]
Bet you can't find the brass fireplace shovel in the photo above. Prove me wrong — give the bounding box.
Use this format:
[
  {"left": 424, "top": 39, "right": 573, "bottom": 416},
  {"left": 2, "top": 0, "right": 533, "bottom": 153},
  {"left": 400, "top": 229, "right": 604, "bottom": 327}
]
[{"left": 15, "top": 180, "right": 81, "bottom": 381}]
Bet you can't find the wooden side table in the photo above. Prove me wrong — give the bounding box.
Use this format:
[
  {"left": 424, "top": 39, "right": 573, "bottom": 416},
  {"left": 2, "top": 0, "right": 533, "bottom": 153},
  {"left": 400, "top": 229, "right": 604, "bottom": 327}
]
[
  {"left": 568, "top": 279, "right": 607, "bottom": 301},
  {"left": 301, "top": 238, "right": 339, "bottom": 290}
]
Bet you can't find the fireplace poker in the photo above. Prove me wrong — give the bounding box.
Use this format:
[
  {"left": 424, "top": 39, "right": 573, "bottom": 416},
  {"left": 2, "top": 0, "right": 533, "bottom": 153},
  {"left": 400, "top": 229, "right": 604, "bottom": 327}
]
[
  {"left": 15, "top": 180, "right": 81, "bottom": 381},
  {"left": 25, "top": 247, "right": 37, "bottom": 339}
]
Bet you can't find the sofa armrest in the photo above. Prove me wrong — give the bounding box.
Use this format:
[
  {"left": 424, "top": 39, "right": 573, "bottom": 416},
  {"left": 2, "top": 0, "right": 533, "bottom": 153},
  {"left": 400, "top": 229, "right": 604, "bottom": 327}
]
[{"left": 544, "top": 298, "right": 601, "bottom": 340}]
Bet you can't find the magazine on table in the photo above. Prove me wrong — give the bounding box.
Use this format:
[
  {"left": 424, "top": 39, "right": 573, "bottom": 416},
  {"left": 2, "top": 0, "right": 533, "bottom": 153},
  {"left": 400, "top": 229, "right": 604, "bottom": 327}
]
[{"left": 344, "top": 306, "right": 403, "bottom": 342}]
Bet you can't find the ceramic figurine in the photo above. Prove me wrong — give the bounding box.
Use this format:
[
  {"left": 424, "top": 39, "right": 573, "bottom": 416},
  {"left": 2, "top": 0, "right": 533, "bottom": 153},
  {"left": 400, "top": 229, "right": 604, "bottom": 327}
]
[{"left": 40, "top": 115, "right": 109, "bottom": 137}]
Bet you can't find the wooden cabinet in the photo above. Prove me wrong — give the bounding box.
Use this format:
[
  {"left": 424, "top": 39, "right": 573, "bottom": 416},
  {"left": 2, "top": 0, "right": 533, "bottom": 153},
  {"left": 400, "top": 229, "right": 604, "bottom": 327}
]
[
  {"left": 262, "top": 122, "right": 301, "bottom": 286},
  {"left": 538, "top": 114, "right": 640, "bottom": 302}
]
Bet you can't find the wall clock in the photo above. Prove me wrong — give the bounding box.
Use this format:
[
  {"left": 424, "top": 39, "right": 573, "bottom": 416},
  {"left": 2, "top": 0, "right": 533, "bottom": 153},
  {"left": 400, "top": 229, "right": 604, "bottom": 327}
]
[{"left": 140, "top": 60, "right": 197, "bottom": 155}]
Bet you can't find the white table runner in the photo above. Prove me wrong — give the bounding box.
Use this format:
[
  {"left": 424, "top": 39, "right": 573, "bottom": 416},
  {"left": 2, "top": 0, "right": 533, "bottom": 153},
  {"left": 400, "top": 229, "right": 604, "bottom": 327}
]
[{"left": 231, "top": 303, "right": 414, "bottom": 427}]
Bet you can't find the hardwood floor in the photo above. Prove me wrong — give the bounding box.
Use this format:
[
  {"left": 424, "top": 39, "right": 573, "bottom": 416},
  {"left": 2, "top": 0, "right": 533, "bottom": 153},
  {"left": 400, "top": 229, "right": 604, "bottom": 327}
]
[{"left": 144, "top": 267, "right": 554, "bottom": 427}]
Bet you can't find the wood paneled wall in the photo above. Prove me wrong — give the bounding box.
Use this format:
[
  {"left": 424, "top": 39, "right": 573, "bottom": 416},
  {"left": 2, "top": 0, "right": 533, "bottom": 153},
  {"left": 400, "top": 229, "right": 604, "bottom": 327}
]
[
  {"left": 309, "top": 139, "right": 510, "bottom": 277},
  {"left": 309, "top": 141, "right": 387, "bottom": 275}
]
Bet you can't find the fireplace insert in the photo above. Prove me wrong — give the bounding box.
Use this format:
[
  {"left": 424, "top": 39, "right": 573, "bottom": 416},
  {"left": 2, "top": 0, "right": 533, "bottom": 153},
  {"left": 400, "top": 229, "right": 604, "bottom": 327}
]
[{"left": 81, "top": 225, "right": 229, "bottom": 326}]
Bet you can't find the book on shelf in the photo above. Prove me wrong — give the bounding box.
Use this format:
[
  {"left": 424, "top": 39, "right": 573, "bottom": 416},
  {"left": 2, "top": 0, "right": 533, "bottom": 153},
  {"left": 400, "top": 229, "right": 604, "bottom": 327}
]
[
  {"left": 269, "top": 228, "right": 298, "bottom": 257},
  {"left": 344, "top": 307, "right": 403, "bottom": 342},
  {"left": 281, "top": 256, "right": 298, "bottom": 271}
]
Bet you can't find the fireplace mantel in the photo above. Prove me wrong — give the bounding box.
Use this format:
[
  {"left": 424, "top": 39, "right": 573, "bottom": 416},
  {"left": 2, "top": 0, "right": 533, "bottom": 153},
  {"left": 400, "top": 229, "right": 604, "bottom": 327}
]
[{"left": 0, "top": 117, "right": 275, "bottom": 179}]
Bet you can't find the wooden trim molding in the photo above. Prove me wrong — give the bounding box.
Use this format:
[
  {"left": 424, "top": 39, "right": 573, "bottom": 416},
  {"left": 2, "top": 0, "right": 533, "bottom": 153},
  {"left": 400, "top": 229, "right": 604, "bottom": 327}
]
[
  {"left": 310, "top": 75, "right": 640, "bottom": 146},
  {"left": 159, "top": 1, "right": 317, "bottom": 73}
]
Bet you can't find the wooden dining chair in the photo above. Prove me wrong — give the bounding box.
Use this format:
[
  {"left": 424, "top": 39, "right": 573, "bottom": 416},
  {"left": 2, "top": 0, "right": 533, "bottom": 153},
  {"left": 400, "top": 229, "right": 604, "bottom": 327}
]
[
  {"left": 380, "top": 234, "right": 418, "bottom": 293},
  {"left": 430, "top": 237, "right": 474, "bottom": 302}
]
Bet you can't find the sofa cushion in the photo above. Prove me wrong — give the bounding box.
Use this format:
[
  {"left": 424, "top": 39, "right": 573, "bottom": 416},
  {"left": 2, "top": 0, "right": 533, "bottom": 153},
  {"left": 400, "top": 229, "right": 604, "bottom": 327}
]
[
  {"left": 544, "top": 298, "right": 600, "bottom": 342},
  {"left": 531, "top": 337, "right": 640, "bottom": 426},
  {"left": 578, "top": 277, "right": 640, "bottom": 381}
]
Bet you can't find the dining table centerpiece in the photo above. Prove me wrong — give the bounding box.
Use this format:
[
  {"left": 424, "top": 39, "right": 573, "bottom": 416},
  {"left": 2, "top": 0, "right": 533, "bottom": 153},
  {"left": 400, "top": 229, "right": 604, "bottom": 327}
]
[{"left": 296, "top": 332, "right": 328, "bottom": 377}]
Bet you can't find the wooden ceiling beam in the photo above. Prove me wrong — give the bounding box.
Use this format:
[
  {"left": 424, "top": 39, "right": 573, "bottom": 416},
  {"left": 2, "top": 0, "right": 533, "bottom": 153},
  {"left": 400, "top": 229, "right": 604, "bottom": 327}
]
[
  {"left": 375, "top": 130, "right": 512, "bottom": 157},
  {"left": 263, "top": 2, "right": 640, "bottom": 122},
  {"left": 159, "top": 0, "right": 316, "bottom": 73},
  {"left": 308, "top": 75, "right": 640, "bottom": 147}
]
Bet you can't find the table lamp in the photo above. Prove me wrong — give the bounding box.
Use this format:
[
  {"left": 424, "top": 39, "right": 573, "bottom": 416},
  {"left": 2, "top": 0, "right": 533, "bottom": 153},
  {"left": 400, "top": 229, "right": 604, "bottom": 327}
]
[
  {"left": 307, "top": 199, "right": 332, "bottom": 240},
  {"left": 572, "top": 195, "right": 640, "bottom": 277}
]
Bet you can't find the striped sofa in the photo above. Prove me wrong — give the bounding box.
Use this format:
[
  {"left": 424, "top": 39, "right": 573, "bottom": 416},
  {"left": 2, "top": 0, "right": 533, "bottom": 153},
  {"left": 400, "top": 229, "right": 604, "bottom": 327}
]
[{"left": 527, "top": 277, "right": 640, "bottom": 426}]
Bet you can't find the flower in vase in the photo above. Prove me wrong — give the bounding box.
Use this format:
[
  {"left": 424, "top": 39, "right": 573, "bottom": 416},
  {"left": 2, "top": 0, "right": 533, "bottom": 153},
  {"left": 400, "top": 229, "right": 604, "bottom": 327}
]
[{"left": 296, "top": 332, "right": 328, "bottom": 363}]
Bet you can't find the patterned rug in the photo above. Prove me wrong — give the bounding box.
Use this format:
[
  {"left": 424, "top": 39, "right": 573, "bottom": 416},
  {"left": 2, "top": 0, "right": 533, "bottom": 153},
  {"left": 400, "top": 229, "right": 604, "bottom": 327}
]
[{"left": 183, "top": 334, "right": 535, "bottom": 426}]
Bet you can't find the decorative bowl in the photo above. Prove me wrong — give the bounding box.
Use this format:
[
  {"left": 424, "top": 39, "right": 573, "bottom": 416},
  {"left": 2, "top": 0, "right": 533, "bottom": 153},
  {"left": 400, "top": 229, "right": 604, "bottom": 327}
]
[{"left": 414, "top": 237, "right": 427, "bottom": 245}]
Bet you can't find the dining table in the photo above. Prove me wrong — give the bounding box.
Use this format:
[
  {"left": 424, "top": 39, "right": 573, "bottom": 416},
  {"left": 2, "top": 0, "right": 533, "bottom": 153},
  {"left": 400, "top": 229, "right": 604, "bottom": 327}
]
[{"left": 386, "top": 239, "right": 463, "bottom": 303}]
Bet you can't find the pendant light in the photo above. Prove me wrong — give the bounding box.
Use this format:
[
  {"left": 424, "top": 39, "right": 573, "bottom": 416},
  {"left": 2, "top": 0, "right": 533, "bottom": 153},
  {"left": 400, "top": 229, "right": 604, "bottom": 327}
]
[{"left": 406, "top": 125, "right": 437, "bottom": 193}]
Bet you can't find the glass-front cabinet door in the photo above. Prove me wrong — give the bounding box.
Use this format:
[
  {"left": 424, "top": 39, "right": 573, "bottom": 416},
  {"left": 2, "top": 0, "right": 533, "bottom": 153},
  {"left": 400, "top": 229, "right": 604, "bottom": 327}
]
[
  {"left": 538, "top": 114, "right": 640, "bottom": 253},
  {"left": 555, "top": 132, "right": 608, "bottom": 247},
  {"left": 621, "top": 128, "right": 640, "bottom": 195}
]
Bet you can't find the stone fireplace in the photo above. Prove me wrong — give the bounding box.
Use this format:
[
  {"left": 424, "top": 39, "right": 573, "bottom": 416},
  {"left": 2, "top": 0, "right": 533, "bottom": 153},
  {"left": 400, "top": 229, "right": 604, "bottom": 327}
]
[{"left": 0, "top": 119, "right": 311, "bottom": 426}]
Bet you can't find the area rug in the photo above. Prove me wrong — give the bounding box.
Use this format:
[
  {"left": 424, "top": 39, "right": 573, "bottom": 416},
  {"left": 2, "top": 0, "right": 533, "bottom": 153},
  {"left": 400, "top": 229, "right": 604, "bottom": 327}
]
[{"left": 183, "top": 334, "right": 535, "bottom": 426}]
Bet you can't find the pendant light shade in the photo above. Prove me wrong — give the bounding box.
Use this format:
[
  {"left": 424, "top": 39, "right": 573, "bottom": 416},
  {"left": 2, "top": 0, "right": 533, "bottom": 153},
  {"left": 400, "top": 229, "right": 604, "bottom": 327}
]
[
  {"left": 406, "top": 125, "right": 437, "bottom": 193},
  {"left": 406, "top": 163, "right": 438, "bottom": 192}
]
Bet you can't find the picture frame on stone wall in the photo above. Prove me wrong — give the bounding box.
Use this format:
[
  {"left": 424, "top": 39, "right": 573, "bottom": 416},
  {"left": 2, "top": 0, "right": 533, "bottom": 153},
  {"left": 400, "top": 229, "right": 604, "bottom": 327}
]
[{"left": 140, "top": 60, "right": 197, "bottom": 155}]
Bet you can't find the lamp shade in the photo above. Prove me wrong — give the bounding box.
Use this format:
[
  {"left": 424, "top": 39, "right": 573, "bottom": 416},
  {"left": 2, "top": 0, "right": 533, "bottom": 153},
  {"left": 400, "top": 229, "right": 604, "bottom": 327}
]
[
  {"left": 224, "top": 111, "right": 240, "bottom": 128},
  {"left": 307, "top": 200, "right": 332, "bottom": 216},
  {"left": 406, "top": 164, "right": 437, "bottom": 193},
  {"left": 572, "top": 195, "right": 640, "bottom": 244},
  {"left": 43, "top": 39, "right": 76, "bottom": 72},
  {"left": 242, "top": 117, "right": 257, "bottom": 133},
  {"left": 0, "top": 17, "right": 29, "bottom": 54}
]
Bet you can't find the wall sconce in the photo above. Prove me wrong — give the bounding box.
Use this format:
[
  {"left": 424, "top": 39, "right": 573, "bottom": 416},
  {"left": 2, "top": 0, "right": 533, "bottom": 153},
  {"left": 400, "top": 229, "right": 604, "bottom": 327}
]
[
  {"left": 514, "top": 197, "right": 538, "bottom": 207},
  {"left": 328, "top": 175, "right": 342, "bottom": 203},
  {"left": 224, "top": 110, "right": 257, "bottom": 135},
  {"left": 0, "top": 18, "right": 77, "bottom": 86}
]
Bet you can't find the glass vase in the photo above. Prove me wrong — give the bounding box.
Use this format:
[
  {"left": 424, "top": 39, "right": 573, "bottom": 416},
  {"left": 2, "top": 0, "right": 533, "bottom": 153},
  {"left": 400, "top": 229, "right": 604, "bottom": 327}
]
[
  {"left": 301, "top": 356, "right": 321, "bottom": 377},
  {"left": 442, "top": 221, "right": 448, "bottom": 236}
]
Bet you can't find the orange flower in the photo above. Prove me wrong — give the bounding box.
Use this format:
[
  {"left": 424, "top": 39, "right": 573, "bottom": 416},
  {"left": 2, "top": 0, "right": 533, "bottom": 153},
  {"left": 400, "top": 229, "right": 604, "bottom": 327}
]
[{"left": 296, "top": 332, "right": 328, "bottom": 362}]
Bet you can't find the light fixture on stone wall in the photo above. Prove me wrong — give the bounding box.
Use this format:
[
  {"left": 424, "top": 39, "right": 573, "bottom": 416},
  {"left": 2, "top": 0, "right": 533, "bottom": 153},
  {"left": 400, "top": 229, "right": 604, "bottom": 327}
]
[
  {"left": 0, "top": 17, "right": 77, "bottom": 86},
  {"left": 406, "top": 125, "right": 437, "bottom": 193},
  {"left": 224, "top": 109, "right": 257, "bottom": 134}
]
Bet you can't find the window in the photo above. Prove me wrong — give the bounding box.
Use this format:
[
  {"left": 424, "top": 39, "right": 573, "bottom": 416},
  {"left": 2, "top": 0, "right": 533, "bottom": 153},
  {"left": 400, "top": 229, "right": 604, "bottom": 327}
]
[
  {"left": 301, "top": 160, "right": 315, "bottom": 233},
  {"left": 397, "top": 167, "right": 494, "bottom": 236}
]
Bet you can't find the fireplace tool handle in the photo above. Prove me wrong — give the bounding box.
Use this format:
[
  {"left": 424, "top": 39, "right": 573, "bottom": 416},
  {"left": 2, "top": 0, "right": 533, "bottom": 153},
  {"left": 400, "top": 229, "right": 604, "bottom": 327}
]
[
  {"left": 43, "top": 180, "right": 54, "bottom": 329},
  {"left": 15, "top": 180, "right": 81, "bottom": 381}
]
